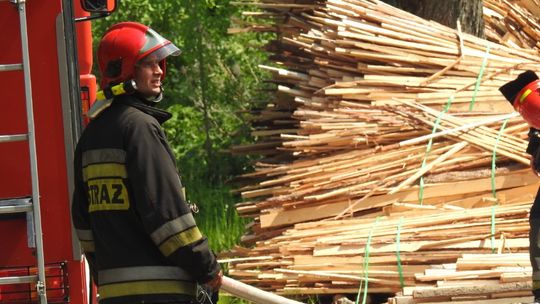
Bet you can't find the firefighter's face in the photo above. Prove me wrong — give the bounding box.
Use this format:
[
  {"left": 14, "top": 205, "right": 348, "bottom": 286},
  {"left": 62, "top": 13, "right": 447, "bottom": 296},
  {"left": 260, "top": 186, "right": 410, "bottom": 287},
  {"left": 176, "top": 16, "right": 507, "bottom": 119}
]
[{"left": 134, "top": 56, "right": 163, "bottom": 98}]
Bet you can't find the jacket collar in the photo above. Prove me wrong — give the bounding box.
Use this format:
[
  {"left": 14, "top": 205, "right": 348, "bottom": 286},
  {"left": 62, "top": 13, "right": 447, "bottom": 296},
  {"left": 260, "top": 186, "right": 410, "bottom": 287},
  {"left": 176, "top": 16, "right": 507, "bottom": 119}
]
[{"left": 114, "top": 94, "right": 172, "bottom": 124}]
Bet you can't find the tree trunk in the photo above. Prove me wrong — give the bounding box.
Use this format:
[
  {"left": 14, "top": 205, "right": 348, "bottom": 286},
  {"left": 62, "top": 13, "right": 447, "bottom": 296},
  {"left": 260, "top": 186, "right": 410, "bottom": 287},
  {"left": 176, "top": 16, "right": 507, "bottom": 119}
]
[{"left": 383, "top": 0, "right": 485, "bottom": 38}]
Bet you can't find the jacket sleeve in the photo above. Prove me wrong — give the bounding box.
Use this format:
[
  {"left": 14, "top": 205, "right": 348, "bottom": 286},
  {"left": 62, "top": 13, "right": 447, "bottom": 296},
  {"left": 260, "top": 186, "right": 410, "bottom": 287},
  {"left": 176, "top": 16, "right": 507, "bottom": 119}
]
[
  {"left": 124, "top": 115, "right": 220, "bottom": 283},
  {"left": 71, "top": 145, "right": 99, "bottom": 281},
  {"left": 527, "top": 128, "right": 540, "bottom": 156}
]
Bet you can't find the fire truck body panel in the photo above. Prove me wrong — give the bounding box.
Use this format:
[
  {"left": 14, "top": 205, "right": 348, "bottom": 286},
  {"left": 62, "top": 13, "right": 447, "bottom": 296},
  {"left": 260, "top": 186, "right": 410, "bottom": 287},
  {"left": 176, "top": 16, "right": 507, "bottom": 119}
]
[{"left": 0, "top": 0, "right": 98, "bottom": 303}]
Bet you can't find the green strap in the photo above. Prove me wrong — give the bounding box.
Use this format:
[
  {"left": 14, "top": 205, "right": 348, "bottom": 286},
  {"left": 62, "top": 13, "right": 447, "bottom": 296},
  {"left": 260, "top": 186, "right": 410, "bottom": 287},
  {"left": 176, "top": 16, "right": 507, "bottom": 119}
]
[
  {"left": 491, "top": 119, "right": 509, "bottom": 198},
  {"left": 418, "top": 96, "right": 454, "bottom": 205},
  {"left": 419, "top": 44, "right": 491, "bottom": 203},
  {"left": 490, "top": 118, "right": 508, "bottom": 253},
  {"left": 396, "top": 217, "right": 405, "bottom": 288},
  {"left": 491, "top": 204, "right": 497, "bottom": 253},
  {"left": 469, "top": 45, "right": 491, "bottom": 111},
  {"left": 356, "top": 216, "right": 381, "bottom": 304}
]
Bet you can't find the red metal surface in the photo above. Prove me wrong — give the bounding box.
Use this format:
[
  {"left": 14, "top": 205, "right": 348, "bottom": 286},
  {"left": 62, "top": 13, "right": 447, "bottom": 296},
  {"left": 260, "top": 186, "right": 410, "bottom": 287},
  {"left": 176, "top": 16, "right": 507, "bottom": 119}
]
[
  {"left": 0, "top": 263, "right": 69, "bottom": 303},
  {"left": 0, "top": 1, "right": 93, "bottom": 303},
  {"left": 76, "top": 8, "right": 92, "bottom": 75}
]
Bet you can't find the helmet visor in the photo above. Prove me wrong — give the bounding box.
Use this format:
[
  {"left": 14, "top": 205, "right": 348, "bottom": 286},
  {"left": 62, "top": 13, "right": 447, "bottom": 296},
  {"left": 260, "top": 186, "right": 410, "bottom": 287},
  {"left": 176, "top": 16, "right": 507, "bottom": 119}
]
[{"left": 138, "top": 43, "right": 181, "bottom": 65}]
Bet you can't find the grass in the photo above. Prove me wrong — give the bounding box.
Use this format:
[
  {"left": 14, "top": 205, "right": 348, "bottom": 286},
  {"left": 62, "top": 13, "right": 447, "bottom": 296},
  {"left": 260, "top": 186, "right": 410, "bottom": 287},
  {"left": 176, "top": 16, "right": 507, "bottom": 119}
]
[
  {"left": 184, "top": 178, "right": 247, "bottom": 253},
  {"left": 182, "top": 177, "right": 253, "bottom": 303},
  {"left": 180, "top": 173, "right": 324, "bottom": 303}
]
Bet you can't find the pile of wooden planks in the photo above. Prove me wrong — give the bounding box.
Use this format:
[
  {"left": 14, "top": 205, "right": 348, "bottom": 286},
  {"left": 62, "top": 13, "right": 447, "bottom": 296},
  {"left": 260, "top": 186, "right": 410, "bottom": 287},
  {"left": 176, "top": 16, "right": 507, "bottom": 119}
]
[
  {"left": 227, "top": 0, "right": 540, "bottom": 302},
  {"left": 223, "top": 198, "right": 535, "bottom": 299},
  {"left": 388, "top": 252, "right": 533, "bottom": 303},
  {"left": 484, "top": 0, "right": 540, "bottom": 50},
  {"left": 231, "top": 0, "right": 539, "bottom": 239},
  {"left": 388, "top": 253, "right": 532, "bottom": 304}
]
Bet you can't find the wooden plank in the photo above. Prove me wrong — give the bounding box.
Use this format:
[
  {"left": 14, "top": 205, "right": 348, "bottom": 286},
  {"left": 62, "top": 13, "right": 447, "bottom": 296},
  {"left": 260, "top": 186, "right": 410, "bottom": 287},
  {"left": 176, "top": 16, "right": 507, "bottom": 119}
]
[
  {"left": 260, "top": 170, "right": 537, "bottom": 228},
  {"left": 413, "top": 281, "right": 531, "bottom": 298}
]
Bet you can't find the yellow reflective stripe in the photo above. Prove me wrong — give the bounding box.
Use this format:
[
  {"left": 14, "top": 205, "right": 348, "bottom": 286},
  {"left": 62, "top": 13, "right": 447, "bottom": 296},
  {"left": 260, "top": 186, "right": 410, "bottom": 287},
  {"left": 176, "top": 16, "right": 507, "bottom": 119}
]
[
  {"left": 82, "top": 149, "right": 126, "bottom": 166},
  {"left": 534, "top": 279, "right": 540, "bottom": 290},
  {"left": 151, "top": 213, "right": 197, "bottom": 245},
  {"left": 83, "top": 163, "right": 127, "bottom": 182},
  {"left": 80, "top": 240, "right": 95, "bottom": 253},
  {"left": 99, "top": 280, "right": 196, "bottom": 299},
  {"left": 99, "top": 266, "right": 193, "bottom": 284},
  {"left": 520, "top": 88, "right": 532, "bottom": 104},
  {"left": 159, "top": 227, "right": 203, "bottom": 257}
]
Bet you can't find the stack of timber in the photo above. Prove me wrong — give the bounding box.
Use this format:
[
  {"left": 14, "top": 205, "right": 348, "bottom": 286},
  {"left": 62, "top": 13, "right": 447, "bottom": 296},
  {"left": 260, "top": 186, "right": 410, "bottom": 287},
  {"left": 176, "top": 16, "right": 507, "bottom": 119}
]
[
  {"left": 484, "top": 0, "right": 540, "bottom": 50},
  {"left": 224, "top": 199, "right": 535, "bottom": 300},
  {"left": 227, "top": 0, "right": 540, "bottom": 302},
  {"left": 388, "top": 252, "right": 533, "bottom": 304}
]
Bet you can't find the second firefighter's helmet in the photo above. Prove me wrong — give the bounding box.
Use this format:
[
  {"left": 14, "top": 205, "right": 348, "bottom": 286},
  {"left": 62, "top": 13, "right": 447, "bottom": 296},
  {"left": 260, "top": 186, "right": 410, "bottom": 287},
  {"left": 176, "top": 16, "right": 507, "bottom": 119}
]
[
  {"left": 97, "top": 21, "right": 181, "bottom": 88},
  {"left": 500, "top": 70, "right": 540, "bottom": 129},
  {"left": 512, "top": 79, "right": 540, "bottom": 129}
]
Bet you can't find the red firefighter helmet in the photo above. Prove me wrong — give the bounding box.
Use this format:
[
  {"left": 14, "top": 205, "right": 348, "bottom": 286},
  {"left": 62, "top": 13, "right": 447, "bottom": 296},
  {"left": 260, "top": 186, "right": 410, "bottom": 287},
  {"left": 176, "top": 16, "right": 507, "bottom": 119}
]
[
  {"left": 512, "top": 79, "right": 540, "bottom": 129},
  {"left": 97, "top": 22, "right": 181, "bottom": 88}
]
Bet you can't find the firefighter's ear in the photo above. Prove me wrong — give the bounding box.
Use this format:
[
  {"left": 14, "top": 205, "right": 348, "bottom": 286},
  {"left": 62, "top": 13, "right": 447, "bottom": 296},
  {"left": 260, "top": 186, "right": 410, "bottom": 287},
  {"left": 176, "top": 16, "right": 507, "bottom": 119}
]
[{"left": 105, "top": 59, "right": 122, "bottom": 78}]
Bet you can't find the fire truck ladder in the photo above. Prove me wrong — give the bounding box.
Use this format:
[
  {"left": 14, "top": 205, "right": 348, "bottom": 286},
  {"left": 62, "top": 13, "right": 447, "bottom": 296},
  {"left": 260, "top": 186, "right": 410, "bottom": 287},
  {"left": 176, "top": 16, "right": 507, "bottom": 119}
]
[{"left": 0, "top": 0, "right": 48, "bottom": 303}]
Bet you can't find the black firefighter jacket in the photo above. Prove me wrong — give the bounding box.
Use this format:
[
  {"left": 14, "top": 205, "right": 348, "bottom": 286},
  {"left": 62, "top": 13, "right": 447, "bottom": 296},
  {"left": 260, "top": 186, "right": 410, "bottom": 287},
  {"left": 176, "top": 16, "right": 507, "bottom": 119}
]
[{"left": 72, "top": 95, "right": 220, "bottom": 304}]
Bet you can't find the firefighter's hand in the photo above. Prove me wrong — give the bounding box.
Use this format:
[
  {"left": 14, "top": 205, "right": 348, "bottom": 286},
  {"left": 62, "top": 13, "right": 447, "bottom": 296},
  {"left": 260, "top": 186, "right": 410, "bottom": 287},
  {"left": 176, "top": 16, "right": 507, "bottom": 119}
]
[{"left": 204, "top": 270, "right": 223, "bottom": 291}]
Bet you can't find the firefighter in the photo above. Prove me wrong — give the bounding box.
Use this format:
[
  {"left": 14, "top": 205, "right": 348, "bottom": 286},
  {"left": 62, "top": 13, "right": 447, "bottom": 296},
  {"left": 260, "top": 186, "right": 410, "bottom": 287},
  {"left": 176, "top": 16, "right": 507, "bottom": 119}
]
[
  {"left": 500, "top": 70, "right": 540, "bottom": 304},
  {"left": 72, "top": 22, "right": 222, "bottom": 304}
]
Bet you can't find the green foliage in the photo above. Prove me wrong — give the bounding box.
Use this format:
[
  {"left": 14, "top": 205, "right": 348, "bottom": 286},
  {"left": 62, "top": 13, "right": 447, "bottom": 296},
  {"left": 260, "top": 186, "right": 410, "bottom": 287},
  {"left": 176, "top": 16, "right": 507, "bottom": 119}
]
[
  {"left": 164, "top": 104, "right": 206, "bottom": 163},
  {"left": 91, "top": 0, "right": 271, "bottom": 182}
]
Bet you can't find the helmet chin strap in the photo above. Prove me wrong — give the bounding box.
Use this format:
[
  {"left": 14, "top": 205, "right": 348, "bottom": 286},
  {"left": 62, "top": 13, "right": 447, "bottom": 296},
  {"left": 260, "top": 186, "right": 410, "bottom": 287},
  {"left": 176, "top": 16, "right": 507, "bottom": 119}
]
[
  {"left": 140, "top": 85, "right": 163, "bottom": 104},
  {"left": 150, "top": 91, "right": 163, "bottom": 103}
]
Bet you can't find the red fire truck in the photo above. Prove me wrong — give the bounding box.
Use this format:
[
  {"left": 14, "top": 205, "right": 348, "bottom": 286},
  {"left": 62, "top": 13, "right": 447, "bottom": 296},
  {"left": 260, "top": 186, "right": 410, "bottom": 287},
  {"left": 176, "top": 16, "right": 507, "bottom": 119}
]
[
  {"left": 0, "top": 1, "right": 115, "bottom": 303},
  {"left": 0, "top": 0, "right": 309, "bottom": 303}
]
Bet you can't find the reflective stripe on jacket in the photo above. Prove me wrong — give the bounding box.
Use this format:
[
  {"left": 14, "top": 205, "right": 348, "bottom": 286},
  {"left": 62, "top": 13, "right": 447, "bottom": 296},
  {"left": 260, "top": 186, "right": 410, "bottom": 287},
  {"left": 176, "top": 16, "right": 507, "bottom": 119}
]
[{"left": 98, "top": 266, "right": 196, "bottom": 301}]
